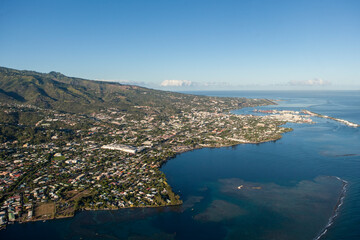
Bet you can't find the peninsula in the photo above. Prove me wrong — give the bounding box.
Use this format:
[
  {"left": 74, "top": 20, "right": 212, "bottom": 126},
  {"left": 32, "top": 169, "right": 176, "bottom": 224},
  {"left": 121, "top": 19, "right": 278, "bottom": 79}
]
[{"left": 302, "top": 110, "right": 359, "bottom": 128}]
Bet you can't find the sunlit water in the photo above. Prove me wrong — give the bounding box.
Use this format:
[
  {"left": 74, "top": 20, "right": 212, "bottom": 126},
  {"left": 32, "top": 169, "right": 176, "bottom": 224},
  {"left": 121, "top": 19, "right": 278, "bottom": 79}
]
[{"left": 1, "top": 91, "right": 359, "bottom": 240}]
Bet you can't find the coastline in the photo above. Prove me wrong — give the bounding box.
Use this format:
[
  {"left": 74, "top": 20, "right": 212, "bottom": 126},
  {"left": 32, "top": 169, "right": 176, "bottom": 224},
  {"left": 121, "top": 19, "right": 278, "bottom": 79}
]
[
  {"left": 6, "top": 127, "right": 289, "bottom": 227},
  {"left": 3, "top": 101, "right": 353, "bottom": 230},
  {"left": 1, "top": 91, "right": 358, "bottom": 240},
  {"left": 10, "top": 133, "right": 348, "bottom": 240}
]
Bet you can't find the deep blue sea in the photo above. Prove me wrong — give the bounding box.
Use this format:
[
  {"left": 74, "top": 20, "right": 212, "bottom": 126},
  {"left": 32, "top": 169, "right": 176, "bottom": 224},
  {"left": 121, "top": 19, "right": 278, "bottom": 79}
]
[{"left": 1, "top": 91, "right": 359, "bottom": 240}]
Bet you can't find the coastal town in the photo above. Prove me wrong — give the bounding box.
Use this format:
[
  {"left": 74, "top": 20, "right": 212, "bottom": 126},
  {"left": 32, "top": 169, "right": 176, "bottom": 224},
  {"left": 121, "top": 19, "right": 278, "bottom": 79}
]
[
  {"left": 253, "top": 109, "right": 313, "bottom": 123},
  {"left": 0, "top": 97, "right": 300, "bottom": 229},
  {"left": 1, "top": 97, "right": 357, "bottom": 229},
  {"left": 254, "top": 109, "right": 360, "bottom": 128}
]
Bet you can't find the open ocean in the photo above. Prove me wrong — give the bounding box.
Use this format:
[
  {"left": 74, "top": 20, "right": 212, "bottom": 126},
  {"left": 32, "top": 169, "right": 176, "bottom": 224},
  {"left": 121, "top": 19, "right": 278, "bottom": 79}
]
[{"left": 1, "top": 90, "right": 359, "bottom": 240}]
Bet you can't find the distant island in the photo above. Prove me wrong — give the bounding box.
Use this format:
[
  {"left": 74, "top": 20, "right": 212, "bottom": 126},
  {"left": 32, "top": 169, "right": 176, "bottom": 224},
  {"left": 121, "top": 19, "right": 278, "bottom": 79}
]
[{"left": 0, "top": 67, "right": 338, "bottom": 229}]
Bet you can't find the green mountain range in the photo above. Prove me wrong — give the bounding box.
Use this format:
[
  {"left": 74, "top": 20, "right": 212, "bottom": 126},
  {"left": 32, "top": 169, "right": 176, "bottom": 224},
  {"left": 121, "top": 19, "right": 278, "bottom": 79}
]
[{"left": 0, "top": 66, "right": 271, "bottom": 114}]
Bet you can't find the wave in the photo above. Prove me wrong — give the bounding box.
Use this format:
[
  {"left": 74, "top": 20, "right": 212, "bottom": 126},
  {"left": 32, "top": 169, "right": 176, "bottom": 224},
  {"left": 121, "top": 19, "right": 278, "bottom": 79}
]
[{"left": 313, "top": 177, "right": 348, "bottom": 240}]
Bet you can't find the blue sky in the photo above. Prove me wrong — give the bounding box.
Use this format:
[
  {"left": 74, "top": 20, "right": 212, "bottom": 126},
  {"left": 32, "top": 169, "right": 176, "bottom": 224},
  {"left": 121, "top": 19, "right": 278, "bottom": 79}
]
[{"left": 0, "top": 0, "right": 359, "bottom": 90}]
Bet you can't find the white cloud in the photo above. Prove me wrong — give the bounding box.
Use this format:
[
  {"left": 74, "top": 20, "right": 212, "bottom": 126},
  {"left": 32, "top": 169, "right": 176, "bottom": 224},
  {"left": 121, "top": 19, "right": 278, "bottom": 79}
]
[
  {"left": 160, "top": 80, "right": 193, "bottom": 87},
  {"left": 289, "top": 78, "right": 331, "bottom": 86}
]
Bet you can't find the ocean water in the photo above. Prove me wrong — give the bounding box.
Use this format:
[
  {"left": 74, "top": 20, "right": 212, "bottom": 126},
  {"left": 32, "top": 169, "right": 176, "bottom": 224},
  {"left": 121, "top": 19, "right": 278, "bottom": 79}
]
[{"left": 1, "top": 91, "right": 359, "bottom": 240}]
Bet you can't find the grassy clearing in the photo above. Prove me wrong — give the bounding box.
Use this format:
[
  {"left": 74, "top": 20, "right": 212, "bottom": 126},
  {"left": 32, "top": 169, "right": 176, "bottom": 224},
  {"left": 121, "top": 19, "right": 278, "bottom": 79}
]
[{"left": 34, "top": 202, "right": 55, "bottom": 219}]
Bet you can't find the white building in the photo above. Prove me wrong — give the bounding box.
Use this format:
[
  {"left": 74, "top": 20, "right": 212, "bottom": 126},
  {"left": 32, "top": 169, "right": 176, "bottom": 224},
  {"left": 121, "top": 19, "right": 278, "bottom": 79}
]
[{"left": 101, "top": 144, "right": 139, "bottom": 154}]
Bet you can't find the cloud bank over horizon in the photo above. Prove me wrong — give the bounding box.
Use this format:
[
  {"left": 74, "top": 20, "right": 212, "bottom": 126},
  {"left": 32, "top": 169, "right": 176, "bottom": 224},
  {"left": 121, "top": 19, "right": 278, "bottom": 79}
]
[
  {"left": 288, "top": 78, "right": 331, "bottom": 86},
  {"left": 95, "top": 77, "right": 358, "bottom": 91},
  {"left": 158, "top": 78, "right": 334, "bottom": 90},
  {"left": 160, "top": 80, "right": 193, "bottom": 87}
]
